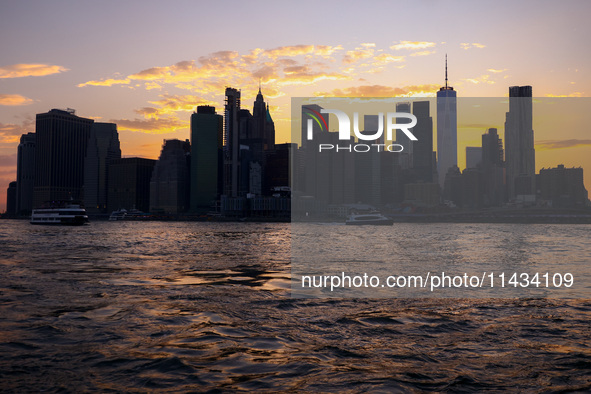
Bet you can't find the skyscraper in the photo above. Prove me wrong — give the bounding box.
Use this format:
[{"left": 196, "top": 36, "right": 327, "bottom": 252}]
[
  {"left": 16, "top": 132, "right": 35, "bottom": 214},
  {"left": 224, "top": 87, "right": 241, "bottom": 197},
  {"left": 505, "top": 85, "right": 535, "bottom": 199},
  {"left": 107, "top": 157, "right": 155, "bottom": 213},
  {"left": 150, "top": 139, "right": 191, "bottom": 214},
  {"left": 436, "top": 55, "right": 457, "bottom": 186},
  {"left": 411, "top": 101, "right": 434, "bottom": 183},
  {"left": 33, "top": 108, "right": 93, "bottom": 208},
  {"left": 84, "top": 122, "right": 121, "bottom": 213},
  {"left": 190, "top": 105, "right": 223, "bottom": 211},
  {"left": 481, "top": 128, "right": 505, "bottom": 206}
]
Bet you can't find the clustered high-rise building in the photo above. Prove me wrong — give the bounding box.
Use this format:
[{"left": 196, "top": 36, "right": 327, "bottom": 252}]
[
  {"left": 3, "top": 73, "right": 589, "bottom": 216},
  {"left": 291, "top": 76, "right": 587, "bottom": 214},
  {"left": 5, "top": 85, "right": 289, "bottom": 218}
]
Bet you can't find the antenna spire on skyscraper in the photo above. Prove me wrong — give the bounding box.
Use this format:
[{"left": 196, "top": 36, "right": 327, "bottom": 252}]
[{"left": 445, "top": 54, "right": 448, "bottom": 89}]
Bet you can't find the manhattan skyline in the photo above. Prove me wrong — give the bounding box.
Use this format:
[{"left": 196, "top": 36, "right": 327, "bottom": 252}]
[{"left": 1, "top": 0, "right": 591, "bottom": 211}]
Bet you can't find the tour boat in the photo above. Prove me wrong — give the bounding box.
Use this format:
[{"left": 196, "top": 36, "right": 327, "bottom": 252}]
[
  {"left": 30, "top": 202, "right": 89, "bottom": 225},
  {"left": 345, "top": 212, "right": 394, "bottom": 226}
]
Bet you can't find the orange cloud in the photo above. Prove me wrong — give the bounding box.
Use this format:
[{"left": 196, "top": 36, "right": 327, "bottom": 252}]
[
  {"left": 390, "top": 41, "right": 436, "bottom": 50},
  {"left": 411, "top": 50, "right": 435, "bottom": 57},
  {"left": 460, "top": 42, "right": 486, "bottom": 50},
  {"left": 536, "top": 139, "right": 591, "bottom": 149},
  {"left": 0, "top": 94, "right": 33, "bottom": 106},
  {"left": 111, "top": 116, "right": 188, "bottom": 134},
  {"left": 0, "top": 64, "right": 68, "bottom": 79},
  {"left": 487, "top": 68, "right": 508, "bottom": 73},
  {"left": 372, "top": 54, "right": 405, "bottom": 65},
  {"left": 0, "top": 120, "right": 34, "bottom": 143},
  {"left": 263, "top": 45, "right": 315, "bottom": 59},
  {"left": 462, "top": 74, "right": 494, "bottom": 84},
  {"left": 343, "top": 49, "right": 374, "bottom": 64},
  {"left": 78, "top": 78, "right": 130, "bottom": 87},
  {"left": 545, "top": 92, "right": 585, "bottom": 97},
  {"left": 315, "top": 84, "right": 440, "bottom": 97}
]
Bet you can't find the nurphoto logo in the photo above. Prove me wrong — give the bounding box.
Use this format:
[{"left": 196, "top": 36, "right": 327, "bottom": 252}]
[{"left": 304, "top": 107, "right": 419, "bottom": 153}]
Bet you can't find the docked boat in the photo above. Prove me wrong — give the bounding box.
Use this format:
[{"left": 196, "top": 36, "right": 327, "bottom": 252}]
[
  {"left": 345, "top": 212, "right": 393, "bottom": 226},
  {"left": 109, "top": 208, "right": 149, "bottom": 221},
  {"left": 108, "top": 209, "right": 127, "bottom": 221},
  {"left": 30, "top": 202, "right": 89, "bottom": 225}
]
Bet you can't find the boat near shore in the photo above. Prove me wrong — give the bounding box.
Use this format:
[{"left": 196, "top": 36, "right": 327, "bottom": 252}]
[
  {"left": 345, "top": 212, "right": 394, "bottom": 226},
  {"left": 30, "top": 202, "right": 89, "bottom": 225}
]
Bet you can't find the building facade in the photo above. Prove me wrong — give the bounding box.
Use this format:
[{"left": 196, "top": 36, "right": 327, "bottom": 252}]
[{"left": 33, "top": 109, "right": 93, "bottom": 207}]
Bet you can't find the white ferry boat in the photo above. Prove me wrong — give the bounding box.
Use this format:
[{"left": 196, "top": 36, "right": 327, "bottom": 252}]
[
  {"left": 345, "top": 213, "right": 394, "bottom": 226},
  {"left": 108, "top": 209, "right": 127, "bottom": 221},
  {"left": 30, "top": 202, "right": 89, "bottom": 225}
]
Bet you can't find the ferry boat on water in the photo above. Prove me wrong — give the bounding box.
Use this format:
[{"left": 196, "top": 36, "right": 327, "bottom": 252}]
[
  {"left": 345, "top": 212, "right": 394, "bottom": 226},
  {"left": 30, "top": 202, "right": 89, "bottom": 225},
  {"left": 108, "top": 208, "right": 150, "bottom": 221}
]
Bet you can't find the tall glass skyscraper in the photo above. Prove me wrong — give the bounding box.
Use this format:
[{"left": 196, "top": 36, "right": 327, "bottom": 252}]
[
  {"left": 33, "top": 109, "right": 93, "bottom": 208},
  {"left": 505, "top": 85, "right": 535, "bottom": 199},
  {"left": 436, "top": 55, "right": 457, "bottom": 186}
]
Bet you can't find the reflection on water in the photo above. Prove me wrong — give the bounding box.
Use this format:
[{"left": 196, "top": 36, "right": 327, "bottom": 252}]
[{"left": 0, "top": 221, "right": 590, "bottom": 391}]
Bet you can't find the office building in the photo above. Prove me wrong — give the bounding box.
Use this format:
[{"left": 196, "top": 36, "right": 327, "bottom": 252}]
[
  {"left": 84, "top": 122, "right": 121, "bottom": 213},
  {"left": 465, "top": 147, "right": 482, "bottom": 169},
  {"left": 33, "top": 108, "right": 93, "bottom": 207},
  {"left": 505, "top": 86, "right": 535, "bottom": 200},
  {"left": 16, "top": 132, "right": 35, "bottom": 214},
  {"left": 150, "top": 139, "right": 191, "bottom": 214},
  {"left": 411, "top": 101, "right": 434, "bottom": 183},
  {"left": 107, "top": 158, "right": 155, "bottom": 213},
  {"left": 223, "top": 87, "right": 241, "bottom": 197},
  {"left": 436, "top": 55, "right": 458, "bottom": 186},
  {"left": 6, "top": 181, "right": 17, "bottom": 215},
  {"left": 537, "top": 165, "right": 587, "bottom": 208},
  {"left": 190, "top": 105, "right": 223, "bottom": 211}
]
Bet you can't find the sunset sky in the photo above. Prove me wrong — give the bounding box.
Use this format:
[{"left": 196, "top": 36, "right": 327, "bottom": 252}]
[{"left": 1, "top": 0, "right": 590, "bottom": 211}]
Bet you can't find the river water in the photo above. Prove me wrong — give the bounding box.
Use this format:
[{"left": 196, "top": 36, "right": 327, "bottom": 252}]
[{"left": 0, "top": 220, "right": 590, "bottom": 392}]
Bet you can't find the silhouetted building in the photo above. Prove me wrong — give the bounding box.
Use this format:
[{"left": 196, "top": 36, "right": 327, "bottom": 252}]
[
  {"left": 443, "top": 165, "right": 463, "bottom": 206},
  {"left": 84, "top": 122, "right": 121, "bottom": 213},
  {"left": 436, "top": 55, "right": 457, "bottom": 186},
  {"left": 265, "top": 143, "right": 295, "bottom": 191},
  {"left": 505, "top": 86, "right": 535, "bottom": 200},
  {"left": 33, "top": 108, "right": 93, "bottom": 207},
  {"left": 16, "top": 132, "right": 35, "bottom": 214},
  {"left": 461, "top": 167, "right": 484, "bottom": 209},
  {"left": 150, "top": 139, "right": 191, "bottom": 214},
  {"left": 481, "top": 128, "right": 505, "bottom": 206},
  {"left": 355, "top": 115, "right": 381, "bottom": 206},
  {"left": 537, "top": 165, "right": 587, "bottom": 208},
  {"left": 6, "top": 181, "right": 17, "bottom": 215},
  {"left": 190, "top": 105, "right": 223, "bottom": 212},
  {"left": 108, "top": 158, "right": 155, "bottom": 213},
  {"left": 465, "top": 147, "right": 482, "bottom": 169},
  {"left": 404, "top": 182, "right": 440, "bottom": 207},
  {"left": 395, "top": 102, "right": 412, "bottom": 167},
  {"left": 411, "top": 101, "right": 434, "bottom": 183},
  {"left": 223, "top": 87, "right": 241, "bottom": 197}
]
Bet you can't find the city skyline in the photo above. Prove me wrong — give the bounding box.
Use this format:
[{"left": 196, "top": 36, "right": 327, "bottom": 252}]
[{"left": 1, "top": 0, "right": 591, "bottom": 210}]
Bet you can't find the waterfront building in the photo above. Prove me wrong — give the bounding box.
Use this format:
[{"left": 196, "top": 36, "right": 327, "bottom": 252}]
[
  {"left": 33, "top": 108, "right": 93, "bottom": 207},
  {"left": 16, "top": 132, "right": 35, "bottom": 214},
  {"left": 107, "top": 158, "right": 155, "bottom": 213},
  {"left": 150, "top": 139, "right": 191, "bottom": 214},
  {"left": 84, "top": 122, "right": 121, "bottom": 213},
  {"left": 190, "top": 106, "right": 223, "bottom": 212}
]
